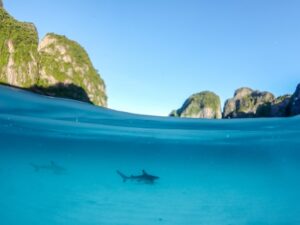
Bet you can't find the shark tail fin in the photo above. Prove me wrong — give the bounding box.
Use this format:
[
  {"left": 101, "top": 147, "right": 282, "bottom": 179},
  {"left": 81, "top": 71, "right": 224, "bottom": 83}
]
[
  {"left": 30, "top": 163, "right": 39, "bottom": 172},
  {"left": 117, "top": 170, "right": 128, "bottom": 182}
]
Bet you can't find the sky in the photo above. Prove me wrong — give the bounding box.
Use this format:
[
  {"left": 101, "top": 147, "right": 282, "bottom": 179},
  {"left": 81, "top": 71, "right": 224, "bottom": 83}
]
[{"left": 4, "top": 0, "right": 300, "bottom": 116}]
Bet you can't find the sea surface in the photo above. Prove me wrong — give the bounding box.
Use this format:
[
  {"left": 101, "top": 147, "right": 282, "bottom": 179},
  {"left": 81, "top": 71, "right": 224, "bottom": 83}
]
[{"left": 0, "top": 85, "right": 300, "bottom": 225}]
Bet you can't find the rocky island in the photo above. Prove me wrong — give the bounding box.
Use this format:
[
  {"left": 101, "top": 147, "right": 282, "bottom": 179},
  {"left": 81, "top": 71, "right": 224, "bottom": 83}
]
[
  {"left": 170, "top": 91, "right": 222, "bottom": 119},
  {"left": 223, "top": 85, "right": 299, "bottom": 118},
  {"left": 223, "top": 87, "right": 276, "bottom": 118},
  {"left": 171, "top": 84, "right": 300, "bottom": 119},
  {"left": 0, "top": 1, "right": 107, "bottom": 106}
]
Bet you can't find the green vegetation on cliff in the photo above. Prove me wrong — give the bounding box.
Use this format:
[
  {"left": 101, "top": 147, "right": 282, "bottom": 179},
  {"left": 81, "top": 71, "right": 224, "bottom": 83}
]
[
  {"left": 0, "top": 5, "right": 107, "bottom": 106},
  {"left": 171, "top": 91, "right": 222, "bottom": 119},
  {"left": 0, "top": 7, "right": 39, "bottom": 87},
  {"left": 38, "top": 33, "right": 107, "bottom": 106},
  {"left": 223, "top": 88, "right": 275, "bottom": 118}
]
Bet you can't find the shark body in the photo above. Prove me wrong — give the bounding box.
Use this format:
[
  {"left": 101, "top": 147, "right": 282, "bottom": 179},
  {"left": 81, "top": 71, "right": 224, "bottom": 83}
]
[
  {"left": 117, "top": 170, "right": 159, "bottom": 184},
  {"left": 30, "top": 161, "right": 66, "bottom": 174}
]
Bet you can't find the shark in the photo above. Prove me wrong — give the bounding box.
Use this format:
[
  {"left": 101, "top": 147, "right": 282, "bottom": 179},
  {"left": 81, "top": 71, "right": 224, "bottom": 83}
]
[
  {"left": 117, "top": 170, "right": 159, "bottom": 184},
  {"left": 30, "top": 161, "right": 66, "bottom": 174}
]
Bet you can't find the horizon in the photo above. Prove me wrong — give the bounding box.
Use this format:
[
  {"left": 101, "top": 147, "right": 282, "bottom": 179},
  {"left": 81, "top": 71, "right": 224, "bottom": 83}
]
[{"left": 5, "top": 0, "right": 300, "bottom": 116}]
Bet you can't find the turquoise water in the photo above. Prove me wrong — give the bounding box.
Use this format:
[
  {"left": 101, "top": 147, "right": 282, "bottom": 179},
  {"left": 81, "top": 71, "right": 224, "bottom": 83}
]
[{"left": 0, "top": 85, "right": 300, "bottom": 225}]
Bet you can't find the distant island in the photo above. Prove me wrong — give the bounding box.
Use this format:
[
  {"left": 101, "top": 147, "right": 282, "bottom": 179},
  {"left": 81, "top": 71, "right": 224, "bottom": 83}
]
[
  {"left": 170, "top": 84, "right": 300, "bottom": 119},
  {"left": 0, "top": 1, "right": 107, "bottom": 106}
]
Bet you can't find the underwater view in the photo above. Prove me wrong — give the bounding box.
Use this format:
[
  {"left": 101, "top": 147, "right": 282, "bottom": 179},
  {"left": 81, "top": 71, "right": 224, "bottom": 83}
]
[{"left": 1, "top": 85, "right": 300, "bottom": 225}]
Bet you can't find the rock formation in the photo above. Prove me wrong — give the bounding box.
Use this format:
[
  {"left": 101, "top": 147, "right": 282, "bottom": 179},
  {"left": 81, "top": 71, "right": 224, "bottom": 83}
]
[
  {"left": 270, "top": 95, "right": 291, "bottom": 117},
  {"left": 0, "top": 7, "right": 39, "bottom": 87},
  {"left": 289, "top": 83, "right": 300, "bottom": 116},
  {"left": 0, "top": 6, "right": 107, "bottom": 106},
  {"left": 223, "top": 88, "right": 275, "bottom": 118},
  {"left": 170, "top": 91, "right": 222, "bottom": 119},
  {"left": 38, "top": 33, "right": 107, "bottom": 106}
]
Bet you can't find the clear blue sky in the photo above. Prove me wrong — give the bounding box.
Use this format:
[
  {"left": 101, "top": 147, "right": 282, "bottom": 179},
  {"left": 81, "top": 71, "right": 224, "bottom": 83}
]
[{"left": 5, "top": 0, "right": 300, "bottom": 116}]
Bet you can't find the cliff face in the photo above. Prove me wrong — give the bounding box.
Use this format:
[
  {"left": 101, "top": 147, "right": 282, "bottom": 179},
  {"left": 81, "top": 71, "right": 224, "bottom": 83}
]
[
  {"left": 170, "top": 91, "right": 222, "bottom": 119},
  {"left": 223, "top": 86, "right": 300, "bottom": 118},
  {"left": 0, "top": 7, "right": 39, "bottom": 87},
  {"left": 38, "top": 34, "right": 107, "bottom": 106},
  {"left": 223, "top": 88, "right": 275, "bottom": 118},
  {"left": 0, "top": 5, "right": 107, "bottom": 106},
  {"left": 270, "top": 95, "right": 291, "bottom": 117},
  {"left": 290, "top": 84, "right": 300, "bottom": 116}
]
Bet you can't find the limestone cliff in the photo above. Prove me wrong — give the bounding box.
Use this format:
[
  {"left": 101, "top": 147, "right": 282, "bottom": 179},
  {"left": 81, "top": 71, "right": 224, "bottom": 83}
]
[
  {"left": 223, "top": 88, "right": 275, "bottom": 118},
  {"left": 170, "top": 91, "right": 222, "bottom": 119},
  {"left": 38, "top": 33, "right": 107, "bottom": 106},
  {"left": 0, "top": 6, "right": 39, "bottom": 87},
  {"left": 270, "top": 95, "right": 291, "bottom": 117},
  {"left": 289, "top": 84, "right": 300, "bottom": 116},
  {"left": 0, "top": 4, "right": 107, "bottom": 106}
]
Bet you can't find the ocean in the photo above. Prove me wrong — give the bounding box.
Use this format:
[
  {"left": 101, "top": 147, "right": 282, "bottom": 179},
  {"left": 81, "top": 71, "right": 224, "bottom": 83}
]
[{"left": 0, "top": 85, "right": 300, "bottom": 225}]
